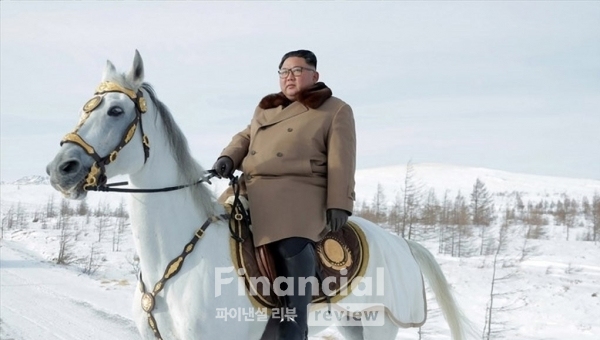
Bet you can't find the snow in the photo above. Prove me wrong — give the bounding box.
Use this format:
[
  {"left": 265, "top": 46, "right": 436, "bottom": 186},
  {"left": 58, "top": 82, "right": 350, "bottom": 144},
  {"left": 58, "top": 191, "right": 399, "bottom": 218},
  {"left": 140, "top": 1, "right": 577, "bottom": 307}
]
[
  {"left": 2, "top": 163, "right": 600, "bottom": 339},
  {"left": 0, "top": 241, "right": 138, "bottom": 339}
]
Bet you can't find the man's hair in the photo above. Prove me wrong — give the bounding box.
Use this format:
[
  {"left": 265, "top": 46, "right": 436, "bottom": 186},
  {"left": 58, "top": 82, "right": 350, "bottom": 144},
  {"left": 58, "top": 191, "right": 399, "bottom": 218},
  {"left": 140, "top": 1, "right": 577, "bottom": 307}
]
[{"left": 278, "top": 50, "right": 317, "bottom": 69}]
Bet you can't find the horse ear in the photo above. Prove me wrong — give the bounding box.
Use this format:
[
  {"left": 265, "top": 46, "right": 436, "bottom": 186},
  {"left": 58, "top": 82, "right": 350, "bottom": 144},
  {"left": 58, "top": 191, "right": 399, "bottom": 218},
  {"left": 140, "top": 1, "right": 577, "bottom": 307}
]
[
  {"left": 102, "top": 60, "right": 118, "bottom": 81},
  {"left": 126, "top": 50, "right": 145, "bottom": 89}
]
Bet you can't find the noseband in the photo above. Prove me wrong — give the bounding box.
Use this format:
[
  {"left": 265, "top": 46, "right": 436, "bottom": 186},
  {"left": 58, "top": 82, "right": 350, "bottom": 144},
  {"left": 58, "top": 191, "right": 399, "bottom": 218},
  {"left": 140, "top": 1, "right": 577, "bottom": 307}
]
[{"left": 61, "top": 82, "right": 150, "bottom": 190}]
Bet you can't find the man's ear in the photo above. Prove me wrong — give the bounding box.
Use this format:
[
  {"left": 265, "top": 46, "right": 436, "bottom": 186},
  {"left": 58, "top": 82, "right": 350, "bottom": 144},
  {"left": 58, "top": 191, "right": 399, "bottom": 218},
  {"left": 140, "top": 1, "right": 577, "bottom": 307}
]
[{"left": 313, "top": 71, "right": 320, "bottom": 83}]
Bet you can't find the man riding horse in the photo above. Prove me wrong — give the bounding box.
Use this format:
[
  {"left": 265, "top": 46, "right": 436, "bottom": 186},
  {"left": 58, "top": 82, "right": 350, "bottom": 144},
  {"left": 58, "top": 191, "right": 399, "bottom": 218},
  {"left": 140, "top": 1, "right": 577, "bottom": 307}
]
[{"left": 213, "top": 49, "right": 357, "bottom": 340}]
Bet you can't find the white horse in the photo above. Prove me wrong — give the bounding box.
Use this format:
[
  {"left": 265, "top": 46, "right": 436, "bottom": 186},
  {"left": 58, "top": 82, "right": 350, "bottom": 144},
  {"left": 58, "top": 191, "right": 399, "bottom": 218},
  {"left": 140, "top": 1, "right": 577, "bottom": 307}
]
[{"left": 46, "top": 51, "right": 471, "bottom": 340}]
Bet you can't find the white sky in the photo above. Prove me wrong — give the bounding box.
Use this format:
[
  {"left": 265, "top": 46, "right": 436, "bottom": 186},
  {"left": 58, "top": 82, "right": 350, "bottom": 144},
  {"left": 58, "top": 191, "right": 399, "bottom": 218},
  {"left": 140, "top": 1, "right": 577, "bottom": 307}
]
[{"left": 1, "top": 1, "right": 599, "bottom": 182}]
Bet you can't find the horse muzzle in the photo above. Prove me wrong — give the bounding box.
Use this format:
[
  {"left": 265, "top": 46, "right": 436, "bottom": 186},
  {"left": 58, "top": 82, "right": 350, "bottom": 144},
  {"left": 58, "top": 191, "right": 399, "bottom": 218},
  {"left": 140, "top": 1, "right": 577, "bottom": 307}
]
[{"left": 46, "top": 144, "right": 94, "bottom": 199}]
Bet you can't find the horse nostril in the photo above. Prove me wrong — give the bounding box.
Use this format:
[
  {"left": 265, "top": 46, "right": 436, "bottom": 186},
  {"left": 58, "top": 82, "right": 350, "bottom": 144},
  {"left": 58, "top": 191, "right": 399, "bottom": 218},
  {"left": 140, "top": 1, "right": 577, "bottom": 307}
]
[{"left": 59, "top": 160, "right": 81, "bottom": 175}]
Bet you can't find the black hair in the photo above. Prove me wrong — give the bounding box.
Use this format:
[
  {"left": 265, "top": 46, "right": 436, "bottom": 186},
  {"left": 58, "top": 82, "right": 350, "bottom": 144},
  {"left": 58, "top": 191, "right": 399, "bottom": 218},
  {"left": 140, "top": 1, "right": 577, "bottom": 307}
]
[{"left": 278, "top": 50, "right": 317, "bottom": 69}]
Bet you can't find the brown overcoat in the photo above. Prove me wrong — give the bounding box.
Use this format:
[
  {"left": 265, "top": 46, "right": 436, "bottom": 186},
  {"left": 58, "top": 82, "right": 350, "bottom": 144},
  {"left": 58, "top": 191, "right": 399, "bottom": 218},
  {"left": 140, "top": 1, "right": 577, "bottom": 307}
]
[{"left": 219, "top": 83, "right": 356, "bottom": 246}]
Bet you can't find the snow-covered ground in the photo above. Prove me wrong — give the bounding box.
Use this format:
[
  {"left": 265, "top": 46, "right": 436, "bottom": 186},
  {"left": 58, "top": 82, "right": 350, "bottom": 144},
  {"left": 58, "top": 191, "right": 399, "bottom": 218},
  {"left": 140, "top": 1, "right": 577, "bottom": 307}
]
[
  {"left": 0, "top": 240, "right": 139, "bottom": 339},
  {"left": 1, "top": 163, "right": 600, "bottom": 339}
]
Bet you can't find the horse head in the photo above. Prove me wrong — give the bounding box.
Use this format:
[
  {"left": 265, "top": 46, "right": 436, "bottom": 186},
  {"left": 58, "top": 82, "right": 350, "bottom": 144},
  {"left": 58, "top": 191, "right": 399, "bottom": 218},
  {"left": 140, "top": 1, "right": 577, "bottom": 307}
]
[{"left": 46, "top": 51, "right": 153, "bottom": 199}]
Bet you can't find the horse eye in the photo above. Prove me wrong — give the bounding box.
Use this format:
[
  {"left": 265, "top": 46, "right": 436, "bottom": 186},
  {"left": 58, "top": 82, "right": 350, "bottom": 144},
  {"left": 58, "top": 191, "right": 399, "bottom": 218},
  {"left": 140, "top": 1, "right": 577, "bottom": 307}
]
[{"left": 108, "top": 106, "right": 124, "bottom": 117}]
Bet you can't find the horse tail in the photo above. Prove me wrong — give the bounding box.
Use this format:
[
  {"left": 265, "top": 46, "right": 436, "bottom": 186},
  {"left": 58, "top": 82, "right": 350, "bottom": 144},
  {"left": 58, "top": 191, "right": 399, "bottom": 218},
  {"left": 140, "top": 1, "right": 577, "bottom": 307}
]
[{"left": 406, "top": 239, "right": 474, "bottom": 340}]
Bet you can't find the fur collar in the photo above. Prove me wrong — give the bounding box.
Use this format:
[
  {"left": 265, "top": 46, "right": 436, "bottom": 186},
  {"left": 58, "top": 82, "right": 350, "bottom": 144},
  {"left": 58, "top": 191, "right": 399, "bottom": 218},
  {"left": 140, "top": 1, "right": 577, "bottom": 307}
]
[{"left": 258, "top": 82, "right": 332, "bottom": 110}]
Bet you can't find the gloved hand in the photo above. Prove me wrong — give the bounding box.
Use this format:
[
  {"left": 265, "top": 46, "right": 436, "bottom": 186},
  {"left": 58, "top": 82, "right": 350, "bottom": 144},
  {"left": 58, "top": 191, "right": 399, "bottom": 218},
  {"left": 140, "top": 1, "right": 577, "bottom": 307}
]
[
  {"left": 327, "top": 208, "right": 349, "bottom": 232},
  {"left": 212, "top": 156, "right": 234, "bottom": 178}
]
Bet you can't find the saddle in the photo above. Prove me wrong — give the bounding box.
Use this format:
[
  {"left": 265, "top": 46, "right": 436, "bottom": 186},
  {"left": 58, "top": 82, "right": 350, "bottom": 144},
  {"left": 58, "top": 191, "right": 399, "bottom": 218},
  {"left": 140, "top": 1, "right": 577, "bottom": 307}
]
[{"left": 228, "top": 216, "right": 369, "bottom": 309}]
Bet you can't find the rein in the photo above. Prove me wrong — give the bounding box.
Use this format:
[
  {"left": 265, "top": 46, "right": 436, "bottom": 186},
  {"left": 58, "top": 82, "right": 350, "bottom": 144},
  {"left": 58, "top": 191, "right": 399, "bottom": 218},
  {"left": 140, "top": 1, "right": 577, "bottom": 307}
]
[{"left": 85, "top": 170, "right": 219, "bottom": 193}]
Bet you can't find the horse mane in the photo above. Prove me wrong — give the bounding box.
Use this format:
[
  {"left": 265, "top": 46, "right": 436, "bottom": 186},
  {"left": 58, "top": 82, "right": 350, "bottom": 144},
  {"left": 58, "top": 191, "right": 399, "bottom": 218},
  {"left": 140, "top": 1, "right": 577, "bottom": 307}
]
[{"left": 140, "top": 82, "right": 217, "bottom": 217}]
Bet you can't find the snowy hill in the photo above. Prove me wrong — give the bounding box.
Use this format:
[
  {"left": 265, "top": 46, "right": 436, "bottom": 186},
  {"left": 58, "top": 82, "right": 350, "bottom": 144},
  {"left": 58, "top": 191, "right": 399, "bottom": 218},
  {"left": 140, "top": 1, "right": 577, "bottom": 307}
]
[
  {"left": 355, "top": 163, "right": 600, "bottom": 202},
  {"left": 9, "top": 175, "right": 51, "bottom": 186},
  {"left": 1, "top": 163, "right": 600, "bottom": 340},
  {"left": 6, "top": 163, "right": 599, "bottom": 204}
]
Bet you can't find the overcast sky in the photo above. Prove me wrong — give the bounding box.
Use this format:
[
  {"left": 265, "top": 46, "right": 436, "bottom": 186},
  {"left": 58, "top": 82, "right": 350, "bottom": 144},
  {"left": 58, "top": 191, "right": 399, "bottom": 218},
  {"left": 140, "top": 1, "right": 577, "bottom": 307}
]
[{"left": 1, "top": 1, "right": 599, "bottom": 182}]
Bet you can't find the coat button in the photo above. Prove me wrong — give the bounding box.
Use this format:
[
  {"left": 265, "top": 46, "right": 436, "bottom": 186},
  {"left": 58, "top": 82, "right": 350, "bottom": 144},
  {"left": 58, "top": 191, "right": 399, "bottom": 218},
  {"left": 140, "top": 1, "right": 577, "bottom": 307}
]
[
  {"left": 287, "top": 128, "right": 293, "bottom": 132},
  {"left": 276, "top": 152, "right": 283, "bottom": 157},
  {"left": 250, "top": 150, "right": 256, "bottom": 155}
]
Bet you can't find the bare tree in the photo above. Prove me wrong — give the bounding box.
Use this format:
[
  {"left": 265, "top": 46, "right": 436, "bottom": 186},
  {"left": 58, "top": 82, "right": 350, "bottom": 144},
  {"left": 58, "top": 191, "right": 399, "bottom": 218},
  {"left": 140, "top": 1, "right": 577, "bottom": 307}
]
[
  {"left": 518, "top": 223, "right": 538, "bottom": 263},
  {"left": 15, "top": 202, "right": 27, "bottom": 229},
  {"left": 112, "top": 216, "right": 128, "bottom": 252},
  {"left": 355, "top": 199, "right": 376, "bottom": 222},
  {"left": 483, "top": 208, "right": 526, "bottom": 339},
  {"left": 524, "top": 200, "right": 547, "bottom": 240},
  {"left": 94, "top": 200, "right": 110, "bottom": 218},
  {"left": 564, "top": 197, "right": 578, "bottom": 241},
  {"left": 401, "top": 160, "right": 423, "bottom": 239},
  {"left": 471, "top": 179, "right": 494, "bottom": 255},
  {"left": 95, "top": 201, "right": 111, "bottom": 242},
  {"left": 81, "top": 242, "right": 103, "bottom": 275},
  {"left": 32, "top": 208, "right": 44, "bottom": 223},
  {"left": 421, "top": 188, "right": 439, "bottom": 227},
  {"left": 46, "top": 194, "right": 56, "bottom": 218},
  {"left": 60, "top": 198, "right": 73, "bottom": 216},
  {"left": 96, "top": 214, "right": 110, "bottom": 242},
  {"left": 1, "top": 206, "right": 15, "bottom": 239},
  {"left": 451, "top": 191, "right": 473, "bottom": 258},
  {"left": 514, "top": 192, "right": 525, "bottom": 223},
  {"left": 582, "top": 196, "right": 591, "bottom": 218},
  {"left": 554, "top": 199, "right": 566, "bottom": 225},
  {"left": 56, "top": 214, "right": 77, "bottom": 265},
  {"left": 113, "top": 198, "right": 128, "bottom": 218},
  {"left": 592, "top": 193, "right": 600, "bottom": 243},
  {"left": 76, "top": 198, "right": 89, "bottom": 216},
  {"left": 371, "top": 183, "right": 387, "bottom": 224},
  {"left": 438, "top": 190, "right": 452, "bottom": 255},
  {"left": 388, "top": 192, "right": 402, "bottom": 235}
]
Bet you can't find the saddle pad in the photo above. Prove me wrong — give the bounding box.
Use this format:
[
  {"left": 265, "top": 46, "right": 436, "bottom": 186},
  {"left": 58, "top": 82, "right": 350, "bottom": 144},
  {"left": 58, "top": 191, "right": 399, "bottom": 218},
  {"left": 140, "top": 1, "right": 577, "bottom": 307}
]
[{"left": 229, "top": 220, "right": 369, "bottom": 310}]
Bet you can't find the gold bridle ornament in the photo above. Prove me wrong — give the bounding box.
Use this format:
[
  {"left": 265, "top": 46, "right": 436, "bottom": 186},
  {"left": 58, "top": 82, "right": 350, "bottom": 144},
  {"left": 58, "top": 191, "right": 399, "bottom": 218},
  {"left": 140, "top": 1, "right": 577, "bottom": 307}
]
[{"left": 60, "top": 81, "right": 150, "bottom": 190}]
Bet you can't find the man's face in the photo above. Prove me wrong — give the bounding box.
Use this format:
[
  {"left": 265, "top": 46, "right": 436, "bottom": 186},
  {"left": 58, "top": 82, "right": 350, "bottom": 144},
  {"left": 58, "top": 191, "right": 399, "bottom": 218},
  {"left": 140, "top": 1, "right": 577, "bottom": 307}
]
[{"left": 279, "top": 57, "right": 319, "bottom": 100}]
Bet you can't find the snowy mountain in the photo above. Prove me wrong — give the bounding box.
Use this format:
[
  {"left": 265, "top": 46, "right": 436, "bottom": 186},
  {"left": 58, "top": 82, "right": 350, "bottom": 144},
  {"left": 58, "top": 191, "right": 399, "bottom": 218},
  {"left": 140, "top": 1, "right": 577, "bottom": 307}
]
[{"left": 9, "top": 175, "right": 51, "bottom": 186}]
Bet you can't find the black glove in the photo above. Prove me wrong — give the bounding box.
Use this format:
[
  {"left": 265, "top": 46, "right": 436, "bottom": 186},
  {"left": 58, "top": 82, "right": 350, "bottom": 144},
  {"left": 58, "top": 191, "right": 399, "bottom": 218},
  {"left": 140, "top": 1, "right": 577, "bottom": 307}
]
[
  {"left": 327, "top": 208, "right": 349, "bottom": 232},
  {"left": 212, "top": 156, "right": 234, "bottom": 178}
]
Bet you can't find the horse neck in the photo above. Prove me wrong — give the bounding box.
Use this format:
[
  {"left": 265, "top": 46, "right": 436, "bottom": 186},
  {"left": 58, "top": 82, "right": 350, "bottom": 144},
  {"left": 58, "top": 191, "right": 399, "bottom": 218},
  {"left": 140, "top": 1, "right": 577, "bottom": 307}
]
[{"left": 126, "top": 131, "right": 213, "bottom": 282}]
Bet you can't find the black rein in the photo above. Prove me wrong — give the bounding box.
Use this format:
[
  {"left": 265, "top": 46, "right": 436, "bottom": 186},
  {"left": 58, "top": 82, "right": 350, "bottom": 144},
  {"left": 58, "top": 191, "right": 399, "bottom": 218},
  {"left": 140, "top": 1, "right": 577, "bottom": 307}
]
[{"left": 85, "top": 170, "right": 220, "bottom": 193}]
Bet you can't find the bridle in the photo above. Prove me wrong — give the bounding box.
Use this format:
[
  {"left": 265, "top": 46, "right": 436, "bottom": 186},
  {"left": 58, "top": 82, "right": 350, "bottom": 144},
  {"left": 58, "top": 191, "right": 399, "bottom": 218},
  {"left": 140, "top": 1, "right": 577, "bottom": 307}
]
[
  {"left": 59, "top": 81, "right": 251, "bottom": 339},
  {"left": 61, "top": 81, "right": 150, "bottom": 191}
]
